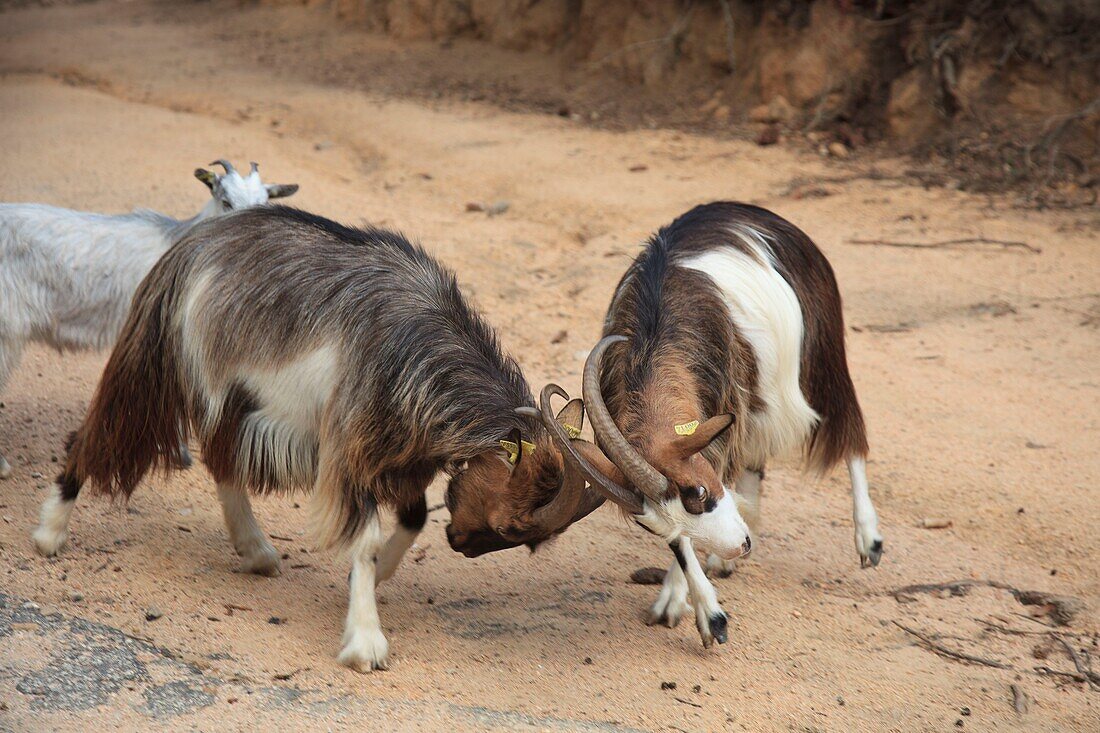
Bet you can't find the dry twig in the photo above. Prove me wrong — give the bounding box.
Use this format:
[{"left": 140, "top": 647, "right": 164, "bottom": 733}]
[
  {"left": 847, "top": 237, "right": 1040, "bottom": 254},
  {"left": 893, "top": 621, "right": 1011, "bottom": 669},
  {"left": 1009, "top": 683, "right": 1029, "bottom": 714},
  {"left": 1052, "top": 635, "right": 1100, "bottom": 691}
]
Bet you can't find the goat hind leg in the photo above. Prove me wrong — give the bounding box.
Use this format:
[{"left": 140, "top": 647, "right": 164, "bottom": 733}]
[
  {"left": 33, "top": 471, "right": 81, "bottom": 556},
  {"left": 217, "top": 482, "right": 281, "bottom": 576},
  {"left": 848, "top": 455, "right": 883, "bottom": 567}
]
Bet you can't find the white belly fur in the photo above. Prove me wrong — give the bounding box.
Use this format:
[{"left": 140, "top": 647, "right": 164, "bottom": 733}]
[{"left": 679, "top": 225, "right": 818, "bottom": 466}]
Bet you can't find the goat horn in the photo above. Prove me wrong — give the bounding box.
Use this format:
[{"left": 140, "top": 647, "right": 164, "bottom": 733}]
[
  {"left": 519, "top": 385, "right": 643, "bottom": 518},
  {"left": 582, "top": 335, "right": 668, "bottom": 499},
  {"left": 210, "top": 159, "right": 236, "bottom": 175},
  {"left": 249, "top": 161, "right": 259, "bottom": 176}
]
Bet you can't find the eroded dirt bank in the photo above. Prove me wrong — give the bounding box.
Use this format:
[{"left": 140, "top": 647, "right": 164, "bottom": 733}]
[{"left": 0, "top": 2, "right": 1098, "bottom": 731}]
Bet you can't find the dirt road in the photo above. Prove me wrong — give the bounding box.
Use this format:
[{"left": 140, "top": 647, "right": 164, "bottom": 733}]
[{"left": 1, "top": 3, "right": 1098, "bottom": 731}]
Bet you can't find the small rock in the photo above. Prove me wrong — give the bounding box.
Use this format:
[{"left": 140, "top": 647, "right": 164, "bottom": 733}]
[
  {"left": 69, "top": 592, "right": 84, "bottom": 602},
  {"left": 550, "top": 330, "right": 568, "bottom": 344},
  {"left": 313, "top": 141, "right": 333, "bottom": 151},
  {"left": 756, "top": 125, "right": 780, "bottom": 146},
  {"left": 791, "top": 610, "right": 802, "bottom": 618},
  {"left": 827, "top": 141, "right": 850, "bottom": 159},
  {"left": 268, "top": 616, "right": 285, "bottom": 625},
  {"left": 465, "top": 202, "right": 485, "bottom": 212},
  {"left": 961, "top": 707, "right": 971, "bottom": 716},
  {"left": 628, "top": 164, "right": 648, "bottom": 172},
  {"left": 30, "top": 472, "right": 42, "bottom": 479},
  {"left": 630, "top": 567, "right": 667, "bottom": 585},
  {"left": 920, "top": 518, "right": 953, "bottom": 529},
  {"left": 144, "top": 608, "right": 163, "bottom": 622},
  {"left": 584, "top": 657, "right": 593, "bottom": 665},
  {"left": 486, "top": 201, "right": 511, "bottom": 217},
  {"left": 955, "top": 720, "right": 964, "bottom": 728},
  {"left": 660, "top": 681, "right": 677, "bottom": 690},
  {"left": 836, "top": 696, "right": 845, "bottom": 706}
]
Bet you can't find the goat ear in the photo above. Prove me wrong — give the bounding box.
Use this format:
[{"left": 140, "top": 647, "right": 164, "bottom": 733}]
[
  {"left": 194, "top": 168, "right": 217, "bottom": 190},
  {"left": 672, "top": 413, "right": 734, "bottom": 457},
  {"left": 568, "top": 439, "right": 628, "bottom": 488},
  {"left": 554, "top": 398, "right": 584, "bottom": 437},
  {"left": 265, "top": 183, "right": 299, "bottom": 199}
]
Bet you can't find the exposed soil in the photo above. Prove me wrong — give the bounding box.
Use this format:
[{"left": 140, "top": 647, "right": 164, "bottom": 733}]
[{"left": 1, "top": 1, "right": 1099, "bottom": 731}]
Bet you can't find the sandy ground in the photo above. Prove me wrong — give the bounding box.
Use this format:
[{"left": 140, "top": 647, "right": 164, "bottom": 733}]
[{"left": 1, "top": 2, "right": 1098, "bottom": 731}]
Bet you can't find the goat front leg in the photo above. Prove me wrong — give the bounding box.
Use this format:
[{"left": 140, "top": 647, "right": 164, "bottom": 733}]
[
  {"left": 338, "top": 508, "right": 389, "bottom": 672},
  {"left": 848, "top": 456, "right": 883, "bottom": 567},
  {"left": 673, "top": 537, "right": 728, "bottom": 648},
  {"left": 0, "top": 336, "right": 25, "bottom": 480},
  {"left": 375, "top": 494, "right": 427, "bottom": 585},
  {"left": 647, "top": 556, "right": 691, "bottom": 629}
]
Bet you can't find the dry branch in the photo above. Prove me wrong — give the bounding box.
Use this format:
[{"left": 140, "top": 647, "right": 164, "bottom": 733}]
[
  {"left": 893, "top": 621, "right": 1011, "bottom": 669},
  {"left": 1009, "top": 683, "right": 1029, "bottom": 714},
  {"left": 847, "top": 237, "right": 1041, "bottom": 254},
  {"left": 1052, "top": 635, "right": 1100, "bottom": 691}
]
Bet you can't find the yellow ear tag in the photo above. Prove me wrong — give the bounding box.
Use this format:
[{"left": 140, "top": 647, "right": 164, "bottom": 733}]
[
  {"left": 562, "top": 423, "right": 582, "bottom": 439},
  {"left": 674, "top": 420, "right": 699, "bottom": 436},
  {"left": 499, "top": 439, "right": 537, "bottom": 464}
]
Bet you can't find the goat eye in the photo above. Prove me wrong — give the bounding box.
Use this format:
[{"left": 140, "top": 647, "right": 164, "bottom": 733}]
[{"left": 695, "top": 486, "right": 707, "bottom": 499}]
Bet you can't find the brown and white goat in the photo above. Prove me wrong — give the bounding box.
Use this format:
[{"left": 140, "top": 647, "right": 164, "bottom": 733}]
[
  {"left": 530, "top": 202, "right": 883, "bottom": 648},
  {"left": 32, "top": 206, "right": 600, "bottom": 672}
]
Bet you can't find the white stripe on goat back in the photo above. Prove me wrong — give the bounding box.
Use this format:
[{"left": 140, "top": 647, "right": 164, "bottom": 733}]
[{"left": 679, "top": 225, "right": 818, "bottom": 465}]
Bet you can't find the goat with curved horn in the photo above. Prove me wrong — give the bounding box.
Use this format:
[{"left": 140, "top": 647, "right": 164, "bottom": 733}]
[{"left": 567, "top": 200, "right": 882, "bottom": 650}]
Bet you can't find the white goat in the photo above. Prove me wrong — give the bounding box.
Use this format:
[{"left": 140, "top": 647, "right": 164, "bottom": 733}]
[{"left": 0, "top": 160, "right": 298, "bottom": 479}]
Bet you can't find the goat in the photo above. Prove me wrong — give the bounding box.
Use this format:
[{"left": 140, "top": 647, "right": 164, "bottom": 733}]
[
  {"left": 31, "top": 205, "right": 602, "bottom": 672},
  {"left": 0, "top": 160, "right": 298, "bottom": 479},
  {"left": 528, "top": 202, "right": 884, "bottom": 648}
]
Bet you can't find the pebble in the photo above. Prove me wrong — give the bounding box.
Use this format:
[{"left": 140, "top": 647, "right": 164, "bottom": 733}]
[
  {"left": 268, "top": 616, "right": 285, "bottom": 625},
  {"left": 145, "top": 608, "right": 164, "bottom": 621},
  {"left": 660, "top": 681, "right": 677, "bottom": 690},
  {"left": 69, "top": 592, "right": 84, "bottom": 602},
  {"left": 827, "top": 141, "right": 849, "bottom": 159},
  {"left": 485, "top": 201, "right": 510, "bottom": 217}
]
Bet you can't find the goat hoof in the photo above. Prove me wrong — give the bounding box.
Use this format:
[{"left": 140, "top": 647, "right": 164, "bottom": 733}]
[
  {"left": 704, "top": 553, "right": 735, "bottom": 579},
  {"left": 338, "top": 629, "right": 390, "bottom": 672},
  {"left": 239, "top": 543, "right": 281, "bottom": 577},
  {"left": 855, "top": 528, "right": 884, "bottom": 568},
  {"left": 32, "top": 526, "right": 68, "bottom": 557},
  {"left": 708, "top": 612, "right": 729, "bottom": 645}
]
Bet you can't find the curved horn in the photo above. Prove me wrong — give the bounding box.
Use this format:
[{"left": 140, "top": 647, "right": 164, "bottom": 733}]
[
  {"left": 582, "top": 335, "right": 668, "bottom": 499},
  {"left": 249, "top": 161, "right": 259, "bottom": 177},
  {"left": 210, "top": 159, "right": 236, "bottom": 175},
  {"left": 517, "top": 385, "right": 643, "bottom": 517}
]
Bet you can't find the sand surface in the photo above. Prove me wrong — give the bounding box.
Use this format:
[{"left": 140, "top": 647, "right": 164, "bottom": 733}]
[{"left": 0, "top": 2, "right": 1098, "bottom": 731}]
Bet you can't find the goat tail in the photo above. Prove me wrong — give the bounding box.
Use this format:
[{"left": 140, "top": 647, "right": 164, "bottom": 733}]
[{"left": 69, "top": 258, "right": 190, "bottom": 499}]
